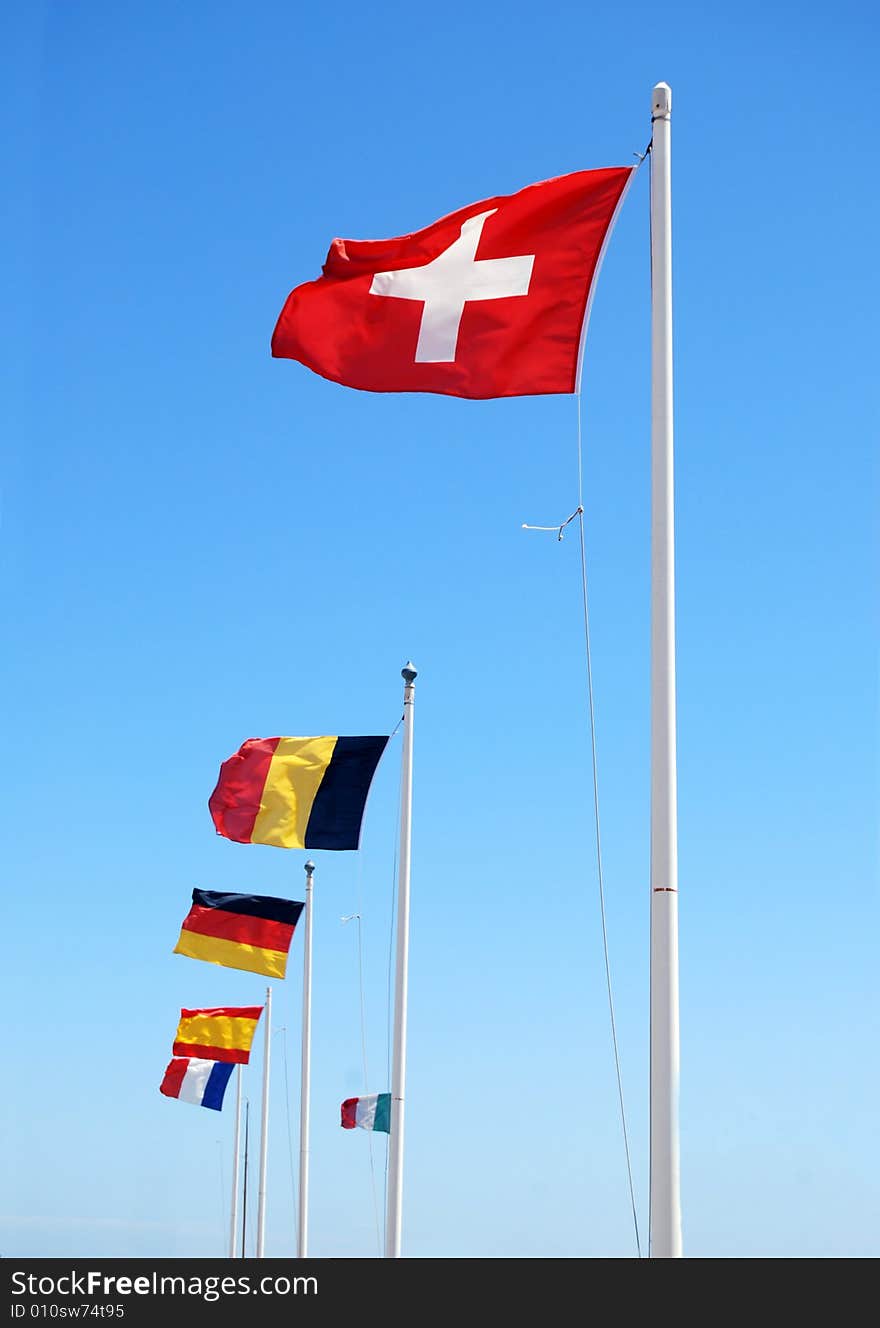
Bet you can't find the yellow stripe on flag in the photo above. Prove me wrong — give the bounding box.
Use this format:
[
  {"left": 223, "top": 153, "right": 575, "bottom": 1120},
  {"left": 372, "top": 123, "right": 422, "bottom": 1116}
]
[
  {"left": 175, "top": 1011, "right": 260, "bottom": 1053},
  {"left": 174, "top": 930, "right": 289, "bottom": 979},
  {"left": 252, "top": 735, "right": 338, "bottom": 848}
]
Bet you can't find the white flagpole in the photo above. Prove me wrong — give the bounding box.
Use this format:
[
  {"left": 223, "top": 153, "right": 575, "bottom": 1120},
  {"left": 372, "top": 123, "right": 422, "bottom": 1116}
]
[
  {"left": 241, "top": 1099, "right": 250, "bottom": 1257},
  {"left": 385, "top": 661, "right": 417, "bottom": 1258},
  {"left": 649, "top": 79, "right": 682, "bottom": 1259},
  {"left": 297, "top": 860, "right": 315, "bottom": 1258},
  {"left": 228, "top": 1064, "right": 242, "bottom": 1258},
  {"left": 255, "top": 984, "right": 272, "bottom": 1258}
]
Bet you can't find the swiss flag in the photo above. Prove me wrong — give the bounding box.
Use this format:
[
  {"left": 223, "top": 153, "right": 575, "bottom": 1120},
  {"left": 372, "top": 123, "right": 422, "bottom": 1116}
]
[{"left": 271, "top": 167, "right": 635, "bottom": 400}]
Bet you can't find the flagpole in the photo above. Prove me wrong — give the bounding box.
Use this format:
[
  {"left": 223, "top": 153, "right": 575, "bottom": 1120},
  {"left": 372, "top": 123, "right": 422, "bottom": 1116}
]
[
  {"left": 228, "top": 1064, "right": 242, "bottom": 1258},
  {"left": 297, "top": 860, "right": 315, "bottom": 1258},
  {"left": 649, "top": 79, "right": 682, "bottom": 1259},
  {"left": 256, "top": 984, "right": 272, "bottom": 1258},
  {"left": 241, "top": 1100, "right": 249, "bottom": 1257},
  {"left": 385, "top": 661, "right": 417, "bottom": 1258}
]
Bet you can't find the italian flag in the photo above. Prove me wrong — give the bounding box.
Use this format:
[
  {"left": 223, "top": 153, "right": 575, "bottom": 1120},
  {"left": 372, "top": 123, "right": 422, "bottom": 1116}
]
[{"left": 341, "top": 1093, "right": 391, "bottom": 1133}]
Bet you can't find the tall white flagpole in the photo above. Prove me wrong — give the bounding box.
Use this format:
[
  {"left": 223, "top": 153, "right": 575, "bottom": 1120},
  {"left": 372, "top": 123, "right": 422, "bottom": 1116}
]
[
  {"left": 297, "top": 860, "right": 315, "bottom": 1258},
  {"left": 649, "top": 79, "right": 682, "bottom": 1259},
  {"left": 241, "top": 1100, "right": 250, "bottom": 1257},
  {"left": 255, "top": 984, "right": 272, "bottom": 1258},
  {"left": 385, "top": 661, "right": 417, "bottom": 1258},
  {"left": 228, "top": 1064, "right": 242, "bottom": 1258}
]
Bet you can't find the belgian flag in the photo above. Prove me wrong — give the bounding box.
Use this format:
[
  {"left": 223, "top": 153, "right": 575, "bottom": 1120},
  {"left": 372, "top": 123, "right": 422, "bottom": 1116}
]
[
  {"left": 208, "top": 735, "right": 389, "bottom": 851},
  {"left": 174, "top": 889, "right": 305, "bottom": 979}
]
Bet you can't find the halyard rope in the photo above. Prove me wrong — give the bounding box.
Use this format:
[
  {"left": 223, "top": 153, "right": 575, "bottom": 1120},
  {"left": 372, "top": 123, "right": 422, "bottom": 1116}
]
[
  {"left": 343, "top": 902, "right": 383, "bottom": 1255},
  {"left": 277, "top": 1026, "right": 299, "bottom": 1251},
  {"left": 574, "top": 389, "right": 642, "bottom": 1258},
  {"left": 522, "top": 393, "right": 642, "bottom": 1257}
]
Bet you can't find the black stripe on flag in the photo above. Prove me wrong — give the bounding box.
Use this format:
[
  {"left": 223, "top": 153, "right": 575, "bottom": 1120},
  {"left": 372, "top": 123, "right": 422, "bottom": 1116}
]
[
  {"left": 304, "top": 735, "right": 389, "bottom": 850},
  {"left": 191, "top": 889, "right": 305, "bottom": 927}
]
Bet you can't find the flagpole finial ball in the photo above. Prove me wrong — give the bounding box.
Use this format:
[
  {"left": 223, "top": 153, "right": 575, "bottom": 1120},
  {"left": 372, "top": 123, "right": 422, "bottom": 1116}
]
[
  {"left": 304, "top": 860, "right": 315, "bottom": 878},
  {"left": 652, "top": 82, "right": 671, "bottom": 117},
  {"left": 401, "top": 661, "right": 418, "bottom": 683}
]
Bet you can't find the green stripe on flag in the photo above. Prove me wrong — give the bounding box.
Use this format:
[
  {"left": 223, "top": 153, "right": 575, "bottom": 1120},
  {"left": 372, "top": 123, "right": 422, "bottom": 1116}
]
[{"left": 374, "top": 1093, "right": 391, "bottom": 1133}]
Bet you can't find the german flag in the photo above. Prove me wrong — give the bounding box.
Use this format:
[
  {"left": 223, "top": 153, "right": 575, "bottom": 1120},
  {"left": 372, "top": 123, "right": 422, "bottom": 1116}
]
[
  {"left": 208, "top": 735, "right": 388, "bottom": 851},
  {"left": 174, "top": 889, "right": 304, "bottom": 979},
  {"left": 173, "top": 1006, "right": 263, "bottom": 1064}
]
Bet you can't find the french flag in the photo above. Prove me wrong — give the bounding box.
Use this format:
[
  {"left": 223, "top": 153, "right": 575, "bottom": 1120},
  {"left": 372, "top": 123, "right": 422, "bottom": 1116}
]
[{"left": 160, "top": 1057, "right": 234, "bottom": 1111}]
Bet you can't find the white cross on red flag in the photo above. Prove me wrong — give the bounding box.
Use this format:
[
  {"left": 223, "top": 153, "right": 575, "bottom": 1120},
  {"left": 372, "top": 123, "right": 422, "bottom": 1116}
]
[{"left": 271, "top": 167, "right": 635, "bottom": 400}]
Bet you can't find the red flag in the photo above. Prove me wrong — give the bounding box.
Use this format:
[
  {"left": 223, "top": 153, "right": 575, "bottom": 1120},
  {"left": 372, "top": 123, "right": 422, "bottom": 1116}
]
[{"left": 271, "top": 167, "right": 635, "bottom": 400}]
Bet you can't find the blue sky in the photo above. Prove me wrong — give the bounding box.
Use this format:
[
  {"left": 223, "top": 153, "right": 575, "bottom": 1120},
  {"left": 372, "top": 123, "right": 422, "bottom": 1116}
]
[{"left": 3, "top": 0, "right": 876, "bottom": 1258}]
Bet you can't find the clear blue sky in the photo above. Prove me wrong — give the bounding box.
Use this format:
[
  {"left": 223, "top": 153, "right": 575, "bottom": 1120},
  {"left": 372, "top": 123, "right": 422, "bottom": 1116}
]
[{"left": 3, "top": 0, "right": 876, "bottom": 1258}]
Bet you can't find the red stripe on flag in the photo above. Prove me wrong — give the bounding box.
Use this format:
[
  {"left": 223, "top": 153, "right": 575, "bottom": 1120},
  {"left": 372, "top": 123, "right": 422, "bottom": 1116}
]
[
  {"left": 340, "top": 1097, "right": 359, "bottom": 1129},
  {"left": 173, "top": 1040, "right": 252, "bottom": 1064},
  {"left": 159, "top": 1058, "right": 189, "bottom": 1099},
  {"left": 208, "top": 738, "right": 280, "bottom": 844},
  {"left": 181, "top": 905, "right": 295, "bottom": 953},
  {"left": 179, "top": 1006, "right": 264, "bottom": 1020}
]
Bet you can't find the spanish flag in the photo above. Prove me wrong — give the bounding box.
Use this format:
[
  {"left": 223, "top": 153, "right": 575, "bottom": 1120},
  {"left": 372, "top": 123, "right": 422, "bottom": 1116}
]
[
  {"left": 209, "top": 735, "right": 388, "bottom": 851},
  {"left": 174, "top": 889, "right": 305, "bottom": 979},
  {"left": 173, "top": 1005, "right": 263, "bottom": 1064}
]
